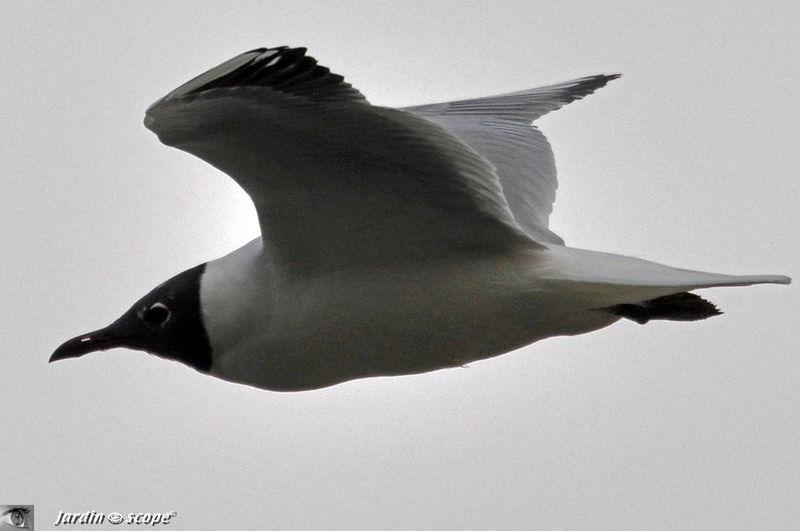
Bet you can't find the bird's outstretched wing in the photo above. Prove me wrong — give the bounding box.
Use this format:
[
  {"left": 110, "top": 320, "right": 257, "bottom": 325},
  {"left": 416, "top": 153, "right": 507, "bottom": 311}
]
[
  {"left": 404, "top": 75, "right": 620, "bottom": 245},
  {"left": 145, "top": 47, "right": 535, "bottom": 276}
]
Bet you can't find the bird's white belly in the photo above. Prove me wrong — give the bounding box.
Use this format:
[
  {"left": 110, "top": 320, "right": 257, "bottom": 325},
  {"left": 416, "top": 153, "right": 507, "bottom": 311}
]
[{"left": 201, "top": 243, "right": 616, "bottom": 391}]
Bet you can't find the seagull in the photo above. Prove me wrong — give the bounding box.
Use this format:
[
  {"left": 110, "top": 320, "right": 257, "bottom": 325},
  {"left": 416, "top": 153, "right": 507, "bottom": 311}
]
[{"left": 50, "top": 46, "right": 790, "bottom": 391}]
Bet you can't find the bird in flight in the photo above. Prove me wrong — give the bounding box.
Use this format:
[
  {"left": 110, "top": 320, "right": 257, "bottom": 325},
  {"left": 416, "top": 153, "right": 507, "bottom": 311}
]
[{"left": 50, "top": 46, "right": 790, "bottom": 391}]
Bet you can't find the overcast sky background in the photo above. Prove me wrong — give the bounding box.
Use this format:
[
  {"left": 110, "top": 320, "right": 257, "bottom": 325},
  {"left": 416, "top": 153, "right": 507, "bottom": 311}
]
[{"left": 3, "top": 1, "right": 799, "bottom": 529}]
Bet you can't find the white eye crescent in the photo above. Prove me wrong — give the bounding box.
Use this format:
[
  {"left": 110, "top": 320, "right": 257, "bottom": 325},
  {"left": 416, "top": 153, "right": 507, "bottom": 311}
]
[{"left": 143, "top": 302, "right": 171, "bottom": 327}]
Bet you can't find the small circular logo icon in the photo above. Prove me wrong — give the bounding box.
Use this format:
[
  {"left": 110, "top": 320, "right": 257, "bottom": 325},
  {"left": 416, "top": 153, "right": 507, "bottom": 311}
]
[{"left": 108, "top": 512, "right": 124, "bottom": 524}]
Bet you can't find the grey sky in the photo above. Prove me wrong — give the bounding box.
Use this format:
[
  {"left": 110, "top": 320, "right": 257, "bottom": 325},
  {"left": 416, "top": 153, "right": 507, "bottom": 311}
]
[{"left": 3, "top": 1, "right": 798, "bottom": 529}]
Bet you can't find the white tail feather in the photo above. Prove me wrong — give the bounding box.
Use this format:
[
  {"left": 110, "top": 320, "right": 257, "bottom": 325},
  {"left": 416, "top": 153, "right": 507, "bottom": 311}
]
[{"left": 538, "top": 245, "right": 790, "bottom": 306}]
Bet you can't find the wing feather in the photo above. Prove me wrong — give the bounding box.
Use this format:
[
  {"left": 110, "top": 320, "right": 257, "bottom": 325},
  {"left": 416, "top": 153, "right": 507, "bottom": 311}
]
[
  {"left": 404, "top": 75, "right": 620, "bottom": 245},
  {"left": 145, "top": 47, "right": 535, "bottom": 276}
]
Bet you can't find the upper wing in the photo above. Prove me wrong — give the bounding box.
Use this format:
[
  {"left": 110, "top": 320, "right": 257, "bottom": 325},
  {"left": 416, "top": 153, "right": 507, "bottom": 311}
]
[
  {"left": 145, "top": 47, "right": 535, "bottom": 276},
  {"left": 403, "top": 75, "right": 620, "bottom": 245}
]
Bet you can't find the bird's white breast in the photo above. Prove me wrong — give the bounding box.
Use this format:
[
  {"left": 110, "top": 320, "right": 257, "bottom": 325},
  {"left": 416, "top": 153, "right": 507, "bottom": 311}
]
[{"left": 198, "top": 239, "right": 599, "bottom": 391}]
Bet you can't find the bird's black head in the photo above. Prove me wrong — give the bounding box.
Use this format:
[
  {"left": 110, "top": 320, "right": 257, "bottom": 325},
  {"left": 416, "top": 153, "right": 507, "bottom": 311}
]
[{"left": 50, "top": 263, "right": 212, "bottom": 372}]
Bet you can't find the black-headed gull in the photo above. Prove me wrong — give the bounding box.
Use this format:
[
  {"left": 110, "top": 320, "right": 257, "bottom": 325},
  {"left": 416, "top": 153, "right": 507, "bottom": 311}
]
[{"left": 50, "top": 47, "right": 790, "bottom": 391}]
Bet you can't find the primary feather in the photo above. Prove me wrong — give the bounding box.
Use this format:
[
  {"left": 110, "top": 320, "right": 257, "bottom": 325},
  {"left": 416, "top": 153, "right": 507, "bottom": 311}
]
[{"left": 403, "top": 75, "right": 620, "bottom": 245}]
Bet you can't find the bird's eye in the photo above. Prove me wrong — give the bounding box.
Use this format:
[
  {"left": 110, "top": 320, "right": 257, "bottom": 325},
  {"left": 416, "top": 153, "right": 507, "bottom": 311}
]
[
  {"left": 143, "top": 302, "right": 171, "bottom": 327},
  {"left": 0, "top": 506, "right": 30, "bottom": 528}
]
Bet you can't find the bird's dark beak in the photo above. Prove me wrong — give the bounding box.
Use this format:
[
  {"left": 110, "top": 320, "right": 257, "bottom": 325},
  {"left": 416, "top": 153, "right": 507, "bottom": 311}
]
[{"left": 50, "top": 323, "right": 131, "bottom": 363}]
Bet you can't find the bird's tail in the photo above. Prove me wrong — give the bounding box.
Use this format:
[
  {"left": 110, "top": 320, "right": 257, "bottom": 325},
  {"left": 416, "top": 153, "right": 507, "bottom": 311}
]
[{"left": 537, "top": 245, "right": 790, "bottom": 322}]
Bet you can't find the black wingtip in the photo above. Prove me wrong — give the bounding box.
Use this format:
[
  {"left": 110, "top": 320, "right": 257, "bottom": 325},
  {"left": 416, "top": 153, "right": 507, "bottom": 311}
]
[
  {"left": 601, "top": 73, "right": 623, "bottom": 86},
  {"left": 563, "top": 73, "right": 622, "bottom": 101},
  {"left": 162, "top": 46, "right": 367, "bottom": 104}
]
